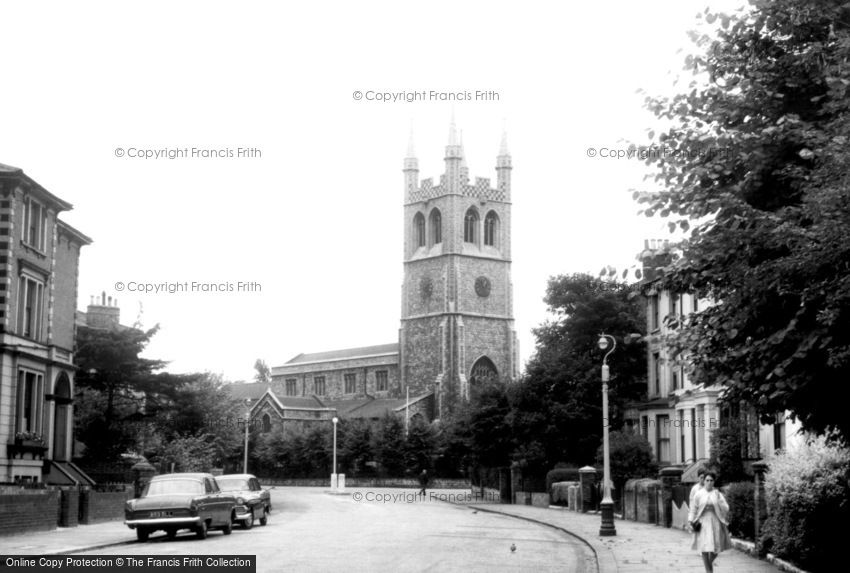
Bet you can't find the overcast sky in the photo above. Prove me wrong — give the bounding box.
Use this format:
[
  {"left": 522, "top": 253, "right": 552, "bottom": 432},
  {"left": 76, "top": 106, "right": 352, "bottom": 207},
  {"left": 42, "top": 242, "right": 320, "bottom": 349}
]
[{"left": 1, "top": 0, "right": 744, "bottom": 382}]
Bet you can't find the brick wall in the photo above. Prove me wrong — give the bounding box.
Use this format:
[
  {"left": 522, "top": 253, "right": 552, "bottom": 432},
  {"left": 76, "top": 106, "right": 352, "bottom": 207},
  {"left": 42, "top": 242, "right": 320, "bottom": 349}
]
[
  {"left": 79, "top": 489, "right": 134, "bottom": 524},
  {"left": 0, "top": 490, "right": 60, "bottom": 535},
  {"left": 59, "top": 488, "right": 79, "bottom": 527}
]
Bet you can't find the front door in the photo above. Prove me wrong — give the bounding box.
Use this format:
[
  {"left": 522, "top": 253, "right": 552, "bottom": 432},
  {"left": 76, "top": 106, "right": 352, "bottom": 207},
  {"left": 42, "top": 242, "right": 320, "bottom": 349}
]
[{"left": 53, "top": 403, "right": 68, "bottom": 461}]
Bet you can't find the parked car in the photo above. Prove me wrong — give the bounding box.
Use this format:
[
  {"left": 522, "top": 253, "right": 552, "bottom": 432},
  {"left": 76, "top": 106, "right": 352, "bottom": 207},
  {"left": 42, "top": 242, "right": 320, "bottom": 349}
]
[
  {"left": 215, "top": 474, "right": 271, "bottom": 529},
  {"left": 125, "top": 473, "right": 237, "bottom": 541}
]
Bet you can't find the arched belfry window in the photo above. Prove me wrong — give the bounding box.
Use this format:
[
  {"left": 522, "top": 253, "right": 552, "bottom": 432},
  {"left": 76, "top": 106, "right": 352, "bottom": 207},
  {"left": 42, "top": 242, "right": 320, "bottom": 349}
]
[
  {"left": 464, "top": 208, "right": 479, "bottom": 244},
  {"left": 429, "top": 209, "right": 442, "bottom": 245},
  {"left": 484, "top": 211, "right": 499, "bottom": 247},
  {"left": 414, "top": 213, "right": 426, "bottom": 248},
  {"left": 262, "top": 413, "right": 271, "bottom": 433},
  {"left": 470, "top": 356, "right": 499, "bottom": 387}
]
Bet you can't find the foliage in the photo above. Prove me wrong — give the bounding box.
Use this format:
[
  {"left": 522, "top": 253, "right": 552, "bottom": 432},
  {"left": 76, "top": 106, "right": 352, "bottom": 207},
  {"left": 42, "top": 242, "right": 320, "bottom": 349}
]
[
  {"left": 545, "top": 467, "right": 581, "bottom": 493},
  {"left": 762, "top": 432, "right": 850, "bottom": 571},
  {"left": 338, "top": 419, "right": 375, "bottom": 477},
  {"left": 253, "top": 359, "right": 271, "bottom": 384},
  {"left": 252, "top": 424, "right": 332, "bottom": 479},
  {"left": 151, "top": 434, "right": 218, "bottom": 473},
  {"left": 373, "top": 414, "right": 407, "bottom": 476},
  {"left": 467, "top": 382, "right": 512, "bottom": 468},
  {"left": 403, "top": 417, "right": 436, "bottom": 473},
  {"left": 723, "top": 481, "right": 756, "bottom": 541},
  {"left": 518, "top": 273, "right": 646, "bottom": 466},
  {"left": 595, "top": 431, "right": 658, "bottom": 491},
  {"left": 635, "top": 0, "right": 850, "bottom": 439},
  {"left": 433, "top": 412, "right": 473, "bottom": 478},
  {"left": 74, "top": 324, "right": 168, "bottom": 461},
  {"left": 707, "top": 416, "right": 750, "bottom": 484}
]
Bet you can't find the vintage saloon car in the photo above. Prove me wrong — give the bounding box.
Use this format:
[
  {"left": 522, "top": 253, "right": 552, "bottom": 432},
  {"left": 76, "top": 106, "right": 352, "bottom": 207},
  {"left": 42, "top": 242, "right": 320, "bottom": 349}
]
[
  {"left": 214, "top": 474, "right": 271, "bottom": 529},
  {"left": 125, "top": 473, "right": 237, "bottom": 541}
]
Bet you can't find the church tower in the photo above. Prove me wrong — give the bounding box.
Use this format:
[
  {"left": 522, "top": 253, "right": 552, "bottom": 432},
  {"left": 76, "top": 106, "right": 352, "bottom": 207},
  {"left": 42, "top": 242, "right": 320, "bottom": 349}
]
[{"left": 399, "top": 120, "right": 518, "bottom": 419}]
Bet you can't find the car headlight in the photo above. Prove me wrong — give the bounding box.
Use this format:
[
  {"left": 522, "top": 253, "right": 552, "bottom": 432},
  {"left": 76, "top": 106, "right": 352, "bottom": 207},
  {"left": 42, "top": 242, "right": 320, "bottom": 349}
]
[
  {"left": 125, "top": 500, "right": 135, "bottom": 511},
  {"left": 189, "top": 500, "right": 199, "bottom": 512},
  {"left": 237, "top": 497, "right": 245, "bottom": 505}
]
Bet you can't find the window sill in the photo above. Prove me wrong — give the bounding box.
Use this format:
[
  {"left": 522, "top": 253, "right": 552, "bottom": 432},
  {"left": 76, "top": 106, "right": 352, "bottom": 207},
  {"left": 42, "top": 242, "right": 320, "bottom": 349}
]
[{"left": 19, "top": 240, "right": 48, "bottom": 258}]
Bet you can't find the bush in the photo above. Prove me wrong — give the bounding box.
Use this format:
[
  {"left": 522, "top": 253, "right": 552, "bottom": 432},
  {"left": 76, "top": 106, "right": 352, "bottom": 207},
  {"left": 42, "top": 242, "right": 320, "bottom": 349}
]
[
  {"left": 595, "top": 431, "right": 658, "bottom": 492},
  {"left": 545, "top": 466, "right": 580, "bottom": 493},
  {"left": 762, "top": 432, "right": 850, "bottom": 572},
  {"left": 723, "top": 482, "right": 755, "bottom": 540}
]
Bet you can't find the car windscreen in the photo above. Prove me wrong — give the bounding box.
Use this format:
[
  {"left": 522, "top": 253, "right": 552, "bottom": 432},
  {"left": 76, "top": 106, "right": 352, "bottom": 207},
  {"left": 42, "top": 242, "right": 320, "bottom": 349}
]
[
  {"left": 216, "top": 478, "right": 250, "bottom": 491},
  {"left": 144, "top": 479, "right": 204, "bottom": 496}
]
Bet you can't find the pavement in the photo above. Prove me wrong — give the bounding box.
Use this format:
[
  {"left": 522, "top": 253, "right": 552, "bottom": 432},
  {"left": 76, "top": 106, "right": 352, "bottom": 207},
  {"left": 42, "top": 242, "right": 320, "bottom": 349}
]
[
  {"left": 1, "top": 492, "right": 792, "bottom": 573},
  {"left": 463, "top": 503, "right": 788, "bottom": 573}
]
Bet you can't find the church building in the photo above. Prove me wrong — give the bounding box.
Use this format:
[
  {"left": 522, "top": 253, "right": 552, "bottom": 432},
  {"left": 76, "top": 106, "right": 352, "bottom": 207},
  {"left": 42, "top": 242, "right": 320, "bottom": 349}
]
[{"left": 243, "top": 121, "right": 518, "bottom": 428}]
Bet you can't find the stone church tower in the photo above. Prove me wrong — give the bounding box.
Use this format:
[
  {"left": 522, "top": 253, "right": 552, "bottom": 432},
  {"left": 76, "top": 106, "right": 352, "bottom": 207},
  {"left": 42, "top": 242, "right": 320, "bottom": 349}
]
[{"left": 399, "top": 120, "right": 518, "bottom": 419}]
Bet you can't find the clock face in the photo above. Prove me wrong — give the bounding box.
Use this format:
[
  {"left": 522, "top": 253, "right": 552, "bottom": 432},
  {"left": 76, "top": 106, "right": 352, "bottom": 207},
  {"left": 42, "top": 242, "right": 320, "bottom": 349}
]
[
  {"left": 475, "top": 276, "right": 491, "bottom": 297},
  {"left": 419, "top": 277, "right": 433, "bottom": 300}
]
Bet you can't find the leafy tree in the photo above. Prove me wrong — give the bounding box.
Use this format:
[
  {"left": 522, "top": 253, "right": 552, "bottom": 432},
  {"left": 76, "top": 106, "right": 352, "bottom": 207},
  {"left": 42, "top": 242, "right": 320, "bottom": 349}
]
[
  {"left": 374, "top": 414, "right": 407, "bottom": 477},
  {"left": 519, "top": 273, "right": 646, "bottom": 466},
  {"left": 150, "top": 373, "right": 243, "bottom": 466},
  {"left": 403, "top": 417, "right": 436, "bottom": 473},
  {"left": 707, "top": 415, "right": 750, "bottom": 484},
  {"left": 433, "top": 410, "right": 474, "bottom": 478},
  {"left": 253, "top": 359, "right": 271, "bottom": 384},
  {"left": 74, "top": 324, "right": 168, "bottom": 461},
  {"left": 635, "top": 0, "right": 850, "bottom": 439},
  {"left": 467, "top": 382, "right": 512, "bottom": 468},
  {"left": 151, "top": 434, "right": 218, "bottom": 473},
  {"left": 338, "top": 419, "right": 374, "bottom": 476}
]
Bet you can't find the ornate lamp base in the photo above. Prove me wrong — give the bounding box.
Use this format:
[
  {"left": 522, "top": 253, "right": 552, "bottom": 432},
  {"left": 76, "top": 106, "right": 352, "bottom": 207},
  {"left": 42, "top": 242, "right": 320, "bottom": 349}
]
[{"left": 599, "top": 500, "right": 617, "bottom": 536}]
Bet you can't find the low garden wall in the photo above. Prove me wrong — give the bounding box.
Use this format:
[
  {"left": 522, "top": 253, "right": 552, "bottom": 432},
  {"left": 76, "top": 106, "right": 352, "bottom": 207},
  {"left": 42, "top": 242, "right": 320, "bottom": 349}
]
[{"left": 0, "top": 490, "right": 61, "bottom": 535}]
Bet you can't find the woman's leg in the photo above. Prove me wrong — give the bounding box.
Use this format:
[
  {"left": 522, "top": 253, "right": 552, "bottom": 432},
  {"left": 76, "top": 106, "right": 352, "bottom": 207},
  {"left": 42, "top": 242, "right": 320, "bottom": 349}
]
[{"left": 701, "top": 552, "right": 713, "bottom": 572}]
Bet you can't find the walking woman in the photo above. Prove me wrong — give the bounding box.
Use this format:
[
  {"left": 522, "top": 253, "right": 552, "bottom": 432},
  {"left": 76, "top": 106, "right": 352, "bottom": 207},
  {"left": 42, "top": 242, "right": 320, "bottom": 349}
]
[{"left": 688, "top": 471, "right": 732, "bottom": 573}]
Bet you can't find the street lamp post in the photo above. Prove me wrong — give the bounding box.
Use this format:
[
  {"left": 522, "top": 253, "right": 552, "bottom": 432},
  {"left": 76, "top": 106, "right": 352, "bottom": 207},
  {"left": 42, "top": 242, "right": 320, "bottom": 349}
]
[
  {"left": 597, "top": 333, "right": 617, "bottom": 537},
  {"left": 331, "top": 417, "right": 339, "bottom": 491},
  {"left": 243, "top": 399, "right": 251, "bottom": 474}
]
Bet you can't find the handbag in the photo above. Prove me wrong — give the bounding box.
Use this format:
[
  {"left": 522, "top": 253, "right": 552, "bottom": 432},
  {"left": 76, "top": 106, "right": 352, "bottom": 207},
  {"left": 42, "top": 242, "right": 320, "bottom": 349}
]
[{"left": 692, "top": 521, "right": 701, "bottom": 532}]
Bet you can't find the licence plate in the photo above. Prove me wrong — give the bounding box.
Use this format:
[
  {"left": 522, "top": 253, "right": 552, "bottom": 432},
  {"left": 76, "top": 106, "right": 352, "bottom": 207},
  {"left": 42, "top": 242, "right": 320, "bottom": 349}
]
[{"left": 149, "top": 511, "right": 171, "bottom": 518}]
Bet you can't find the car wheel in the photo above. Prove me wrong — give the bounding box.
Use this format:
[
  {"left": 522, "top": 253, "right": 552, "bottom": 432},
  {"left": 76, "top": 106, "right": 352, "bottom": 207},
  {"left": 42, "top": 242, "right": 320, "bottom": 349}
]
[
  {"left": 242, "top": 512, "right": 254, "bottom": 530},
  {"left": 196, "top": 521, "right": 208, "bottom": 540},
  {"left": 260, "top": 507, "right": 268, "bottom": 526},
  {"left": 166, "top": 529, "right": 177, "bottom": 540},
  {"left": 222, "top": 514, "right": 233, "bottom": 535},
  {"left": 136, "top": 528, "right": 149, "bottom": 542}
]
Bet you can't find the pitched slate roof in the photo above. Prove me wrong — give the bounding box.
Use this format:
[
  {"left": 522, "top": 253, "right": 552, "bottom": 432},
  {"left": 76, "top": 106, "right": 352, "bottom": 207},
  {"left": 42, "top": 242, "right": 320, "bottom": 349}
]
[
  {"left": 344, "top": 397, "right": 420, "bottom": 419},
  {"left": 227, "top": 382, "right": 271, "bottom": 402},
  {"left": 281, "top": 343, "right": 399, "bottom": 366},
  {"left": 277, "top": 396, "right": 327, "bottom": 409}
]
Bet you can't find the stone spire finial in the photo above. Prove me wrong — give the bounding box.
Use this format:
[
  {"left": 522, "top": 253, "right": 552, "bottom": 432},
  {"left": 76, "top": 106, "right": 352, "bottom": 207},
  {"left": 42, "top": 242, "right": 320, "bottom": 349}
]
[
  {"left": 499, "top": 121, "right": 510, "bottom": 156},
  {"left": 448, "top": 111, "right": 459, "bottom": 146}
]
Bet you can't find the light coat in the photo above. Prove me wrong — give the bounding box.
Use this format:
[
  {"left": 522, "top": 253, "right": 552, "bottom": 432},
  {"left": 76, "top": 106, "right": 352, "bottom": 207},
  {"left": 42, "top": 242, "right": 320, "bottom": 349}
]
[{"left": 688, "top": 488, "right": 729, "bottom": 525}]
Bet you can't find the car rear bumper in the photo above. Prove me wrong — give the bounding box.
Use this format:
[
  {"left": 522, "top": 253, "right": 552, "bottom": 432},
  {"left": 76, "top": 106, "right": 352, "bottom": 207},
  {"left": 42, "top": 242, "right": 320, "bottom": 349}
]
[{"left": 125, "top": 517, "right": 201, "bottom": 529}]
